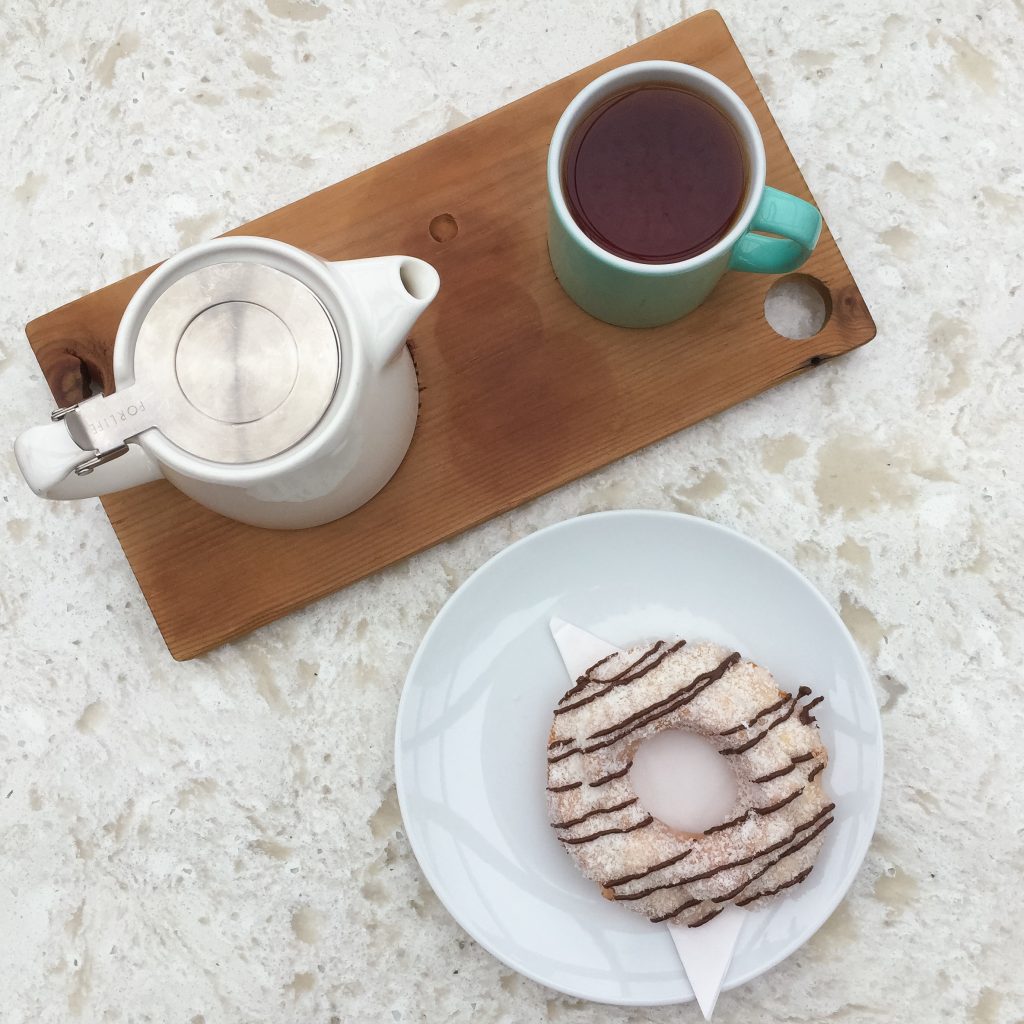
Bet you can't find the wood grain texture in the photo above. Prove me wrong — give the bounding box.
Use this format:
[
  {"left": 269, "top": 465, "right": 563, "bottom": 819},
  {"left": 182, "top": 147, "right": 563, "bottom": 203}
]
[{"left": 24, "top": 11, "right": 875, "bottom": 660}]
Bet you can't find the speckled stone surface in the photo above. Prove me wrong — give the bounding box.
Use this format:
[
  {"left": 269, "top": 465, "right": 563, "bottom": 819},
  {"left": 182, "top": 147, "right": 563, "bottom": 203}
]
[{"left": 1, "top": 1, "right": 1022, "bottom": 1022}]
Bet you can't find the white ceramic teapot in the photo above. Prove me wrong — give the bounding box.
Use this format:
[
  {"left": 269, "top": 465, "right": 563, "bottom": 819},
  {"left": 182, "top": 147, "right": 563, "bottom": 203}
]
[{"left": 14, "top": 237, "right": 439, "bottom": 529}]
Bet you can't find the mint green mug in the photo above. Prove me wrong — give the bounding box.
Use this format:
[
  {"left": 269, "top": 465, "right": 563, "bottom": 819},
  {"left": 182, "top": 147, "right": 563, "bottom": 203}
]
[{"left": 547, "top": 61, "right": 822, "bottom": 328}]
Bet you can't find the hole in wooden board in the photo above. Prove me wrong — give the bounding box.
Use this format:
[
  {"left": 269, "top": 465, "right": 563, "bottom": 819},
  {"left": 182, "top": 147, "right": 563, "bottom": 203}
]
[
  {"left": 53, "top": 351, "right": 106, "bottom": 406},
  {"left": 764, "top": 274, "right": 833, "bottom": 340},
  {"left": 428, "top": 213, "right": 459, "bottom": 243}
]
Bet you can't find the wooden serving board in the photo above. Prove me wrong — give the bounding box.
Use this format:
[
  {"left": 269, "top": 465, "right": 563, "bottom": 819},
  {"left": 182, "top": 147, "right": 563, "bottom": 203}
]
[{"left": 25, "top": 11, "right": 875, "bottom": 660}]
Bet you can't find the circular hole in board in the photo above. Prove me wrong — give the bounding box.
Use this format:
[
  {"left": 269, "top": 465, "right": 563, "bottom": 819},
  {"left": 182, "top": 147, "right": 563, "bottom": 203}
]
[
  {"left": 58, "top": 352, "right": 106, "bottom": 403},
  {"left": 764, "top": 274, "right": 833, "bottom": 340},
  {"left": 429, "top": 213, "right": 459, "bottom": 243}
]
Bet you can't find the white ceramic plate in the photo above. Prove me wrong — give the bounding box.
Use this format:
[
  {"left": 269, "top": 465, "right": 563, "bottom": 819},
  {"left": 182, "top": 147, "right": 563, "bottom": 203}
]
[{"left": 395, "top": 511, "right": 882, "bottom": 1006}]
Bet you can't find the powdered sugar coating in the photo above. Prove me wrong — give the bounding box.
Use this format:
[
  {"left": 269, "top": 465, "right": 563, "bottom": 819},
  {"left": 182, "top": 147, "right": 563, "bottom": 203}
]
[{"left": 546, "top": 640, "right": 833, "bottom": 926}]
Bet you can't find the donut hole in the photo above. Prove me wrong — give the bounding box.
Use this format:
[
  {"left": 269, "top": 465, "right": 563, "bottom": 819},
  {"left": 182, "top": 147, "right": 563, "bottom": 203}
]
[{"left": 629, "top": 730, "right": 739, "bottom": 835}]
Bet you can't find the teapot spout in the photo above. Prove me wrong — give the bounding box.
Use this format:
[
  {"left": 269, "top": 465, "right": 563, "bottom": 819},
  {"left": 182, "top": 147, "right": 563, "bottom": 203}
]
[{"left": 330, "top": 256, "right": 440, "bottom": 368}]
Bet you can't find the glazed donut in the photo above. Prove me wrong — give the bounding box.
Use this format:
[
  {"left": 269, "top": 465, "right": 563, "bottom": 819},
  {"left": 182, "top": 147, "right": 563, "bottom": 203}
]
[{"left": 546, "top": 639, "right": 833, "bottom": 927}]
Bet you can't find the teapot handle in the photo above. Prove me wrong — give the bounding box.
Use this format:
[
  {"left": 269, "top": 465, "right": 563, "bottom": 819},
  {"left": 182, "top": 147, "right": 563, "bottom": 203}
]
[{"left": 15, "top": 417, "right": 163, "bottom": 500}]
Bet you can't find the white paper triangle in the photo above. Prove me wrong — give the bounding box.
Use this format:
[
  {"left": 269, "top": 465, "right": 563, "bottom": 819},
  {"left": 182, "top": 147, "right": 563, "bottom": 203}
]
[
  {"left": 549, "top": 617, "right": 622, "bottom": 679},
  {"left": 666, "top": 910, "right": 745, "bottom": 1019},
  {"left": 548, "top": 617, "right": 745, "bottom": 1019}
]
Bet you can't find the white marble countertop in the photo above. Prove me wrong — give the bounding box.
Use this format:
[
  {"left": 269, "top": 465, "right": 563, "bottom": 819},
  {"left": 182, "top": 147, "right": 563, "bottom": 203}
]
[{"left": 1, "top": 1, "right": 1021, "bottom": 1021}]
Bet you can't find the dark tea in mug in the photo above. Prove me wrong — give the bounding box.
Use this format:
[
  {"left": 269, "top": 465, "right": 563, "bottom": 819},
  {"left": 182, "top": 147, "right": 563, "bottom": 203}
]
[{"left": 562, "top": 83, "right": 748, "bottom": 264}]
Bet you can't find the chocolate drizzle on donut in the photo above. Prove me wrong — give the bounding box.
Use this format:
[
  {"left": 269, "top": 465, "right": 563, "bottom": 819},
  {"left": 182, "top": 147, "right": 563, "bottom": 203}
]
[
  {"left": 603, "top": 847, "right": 693, "bottom": 888},
  {"left": 702, "top": 786, "right": 805, "bottom": 835},
  {"left": 652, "top": 815, "right": 833, "bottom": 921},
  {"left": 736, "top": 864, "right": 813, "bottom": 907},
  {"left": 549, "top": 654, "right": 742, "bottom": 764},
  {"left": 754, "top": 787, "right": 807, "bottom": 816},
  {"left": 717, "top": 694, "right": 790, "bottom": 736},
  {"left": 800, "top": 695, "right": 825, "bottom": 724},
  {"left": 751, "top": 752, "right": 816, "bottom": 784},
  {"left": 612, "top": 803, "right": 836, "bottom": 900},
  {"left": 547, "top": 745, "right": 581, "bottom": 764},
  {"left": 590, "top": 761, "right": 633, "bottom": 787},
  {"left": 651, "top": 898, "right": 700, "bottom": 924},
  {"left": 751, "top": 762, "right": 796, "bottom": 783},
  {"left": 546, "top": 781, "right": 582, "bottom": 793},
  {"left": 560, "top": 815, "right": 654, "bottom": 846},
  {"left": 551, "top": 797, "right": 638, "bottom": 830},
  {"left": 688, "top": 907, "right": 723, "bottom": 928},
  {"left": 581, "top": 653, "right": 741, "bottom": 754},
  {"left": 555, "top": 641, "right": 686, "bottom": 716},
  {"left": 718, "top": 686, "right": 811, "bottom": 755},
  {"left": 558, "top": 643, "right": 663, "bottom": 705},
  {"left": 547, "top": 738, "right": 573, "bottom": 750},
  {"left": 807, "top": 761, "right": 825, "bottom": 782},
  {"left": 580, "top": 650, "right": 618, "bottom": 677},
  {"left": 700, "top": 810, "right": 749, "bottom": 836},
  {"left": 712, "top": 815, "right": 833, "bottom": 903}
]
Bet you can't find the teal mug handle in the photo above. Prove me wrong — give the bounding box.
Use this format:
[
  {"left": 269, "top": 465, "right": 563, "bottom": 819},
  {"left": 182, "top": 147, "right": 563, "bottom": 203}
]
[{"left": 728, "top": 186, "right": 823, "bottom": 274}]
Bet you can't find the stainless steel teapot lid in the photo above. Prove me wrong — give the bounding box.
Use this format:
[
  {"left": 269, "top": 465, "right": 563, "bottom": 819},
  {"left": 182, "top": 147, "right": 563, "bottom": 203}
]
[
  {"left": 65, "top": 261, "right": 340, "bottom": 467},
  {"left": 136, "top": 261, "right": 340, "bottom": 463}
]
